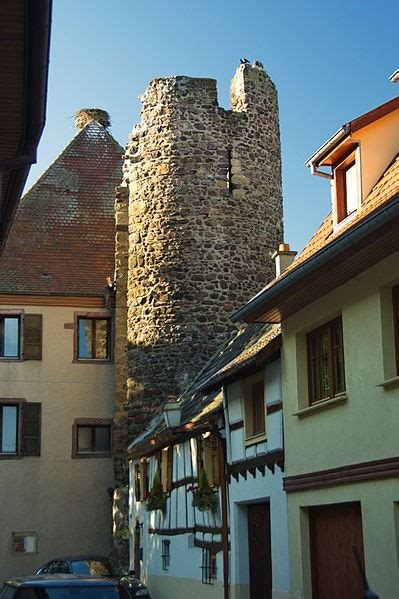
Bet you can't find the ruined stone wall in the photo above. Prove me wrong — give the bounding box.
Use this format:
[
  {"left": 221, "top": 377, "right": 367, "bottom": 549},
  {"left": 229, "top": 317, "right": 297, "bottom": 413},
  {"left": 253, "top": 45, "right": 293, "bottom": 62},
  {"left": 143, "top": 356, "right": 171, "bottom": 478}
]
[
  {"left": 120, "top": 63, "right": 283, "bottom": 443},
  {"left": 113, "top": 185, "right": 129, "bottom": 484}
]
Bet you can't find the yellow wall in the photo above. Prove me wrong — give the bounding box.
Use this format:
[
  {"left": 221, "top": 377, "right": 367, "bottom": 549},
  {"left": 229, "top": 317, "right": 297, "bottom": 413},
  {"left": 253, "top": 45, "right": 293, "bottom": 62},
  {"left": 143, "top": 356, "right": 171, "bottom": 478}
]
[
  {"left": 354, "top": 108, "right": 399, "bottom": 201},
  {"left": 282, "top": 251, "right": 399, "bottom": 598},
  {"left": 0, "top": 303, "right": 115, "bottom": 579}
]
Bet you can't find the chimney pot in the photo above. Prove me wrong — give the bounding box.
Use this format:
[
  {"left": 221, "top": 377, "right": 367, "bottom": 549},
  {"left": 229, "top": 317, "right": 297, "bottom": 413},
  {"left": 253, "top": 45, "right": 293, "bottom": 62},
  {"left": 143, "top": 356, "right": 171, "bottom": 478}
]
[{"left": 272, "top": 242, "right": 297, "bottom": 277}]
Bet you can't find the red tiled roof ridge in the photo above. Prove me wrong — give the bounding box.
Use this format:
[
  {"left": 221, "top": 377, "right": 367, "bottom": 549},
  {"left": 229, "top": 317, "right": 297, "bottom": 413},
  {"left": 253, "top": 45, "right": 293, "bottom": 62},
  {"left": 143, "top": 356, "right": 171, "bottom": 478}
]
[
  {"left": 23, "top": 120, "right": 123, "bottom": 200},
  {"left": 0, "top": 120, "right": 123, "bottom": 296}
]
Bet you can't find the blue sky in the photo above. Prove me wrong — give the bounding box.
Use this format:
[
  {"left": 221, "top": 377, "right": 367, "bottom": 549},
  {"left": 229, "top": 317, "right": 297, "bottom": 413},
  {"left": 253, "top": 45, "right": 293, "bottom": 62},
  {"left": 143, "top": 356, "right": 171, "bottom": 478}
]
[{"left": 28, "top": 0, "right": 399, "bottom": 253}]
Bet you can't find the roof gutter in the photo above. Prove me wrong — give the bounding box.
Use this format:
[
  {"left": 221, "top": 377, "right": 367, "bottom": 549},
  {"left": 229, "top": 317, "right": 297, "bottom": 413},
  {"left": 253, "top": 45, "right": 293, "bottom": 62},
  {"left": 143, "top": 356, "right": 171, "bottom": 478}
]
[
  {"left": 305, "top": 123, "right": 350, "bottom": 171},
  {"left": 231, "top": 194, "right": 399, "bottom": 323}
]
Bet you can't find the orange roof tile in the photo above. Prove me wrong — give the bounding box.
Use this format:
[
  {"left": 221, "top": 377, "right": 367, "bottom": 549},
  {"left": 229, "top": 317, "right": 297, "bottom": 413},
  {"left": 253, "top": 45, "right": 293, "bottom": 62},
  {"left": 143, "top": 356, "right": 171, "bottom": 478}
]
[{"left": 282, "top": 154, "right": 399, "bottom": 279}]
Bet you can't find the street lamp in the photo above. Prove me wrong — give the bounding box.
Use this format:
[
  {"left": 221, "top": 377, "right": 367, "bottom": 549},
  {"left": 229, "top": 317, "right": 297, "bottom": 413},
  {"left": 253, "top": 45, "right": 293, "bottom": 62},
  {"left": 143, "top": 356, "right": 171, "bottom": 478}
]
[{"left": 163, "top": 400, "right": 182, "bottom": 429}]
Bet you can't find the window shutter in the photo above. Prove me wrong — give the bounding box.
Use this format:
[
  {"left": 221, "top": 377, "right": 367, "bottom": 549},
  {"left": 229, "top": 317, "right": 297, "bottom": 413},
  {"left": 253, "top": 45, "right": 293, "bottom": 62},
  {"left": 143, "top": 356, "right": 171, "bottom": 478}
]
[
  {"left": 166, "top": 446, "right": 173, "bottom": 492},
  {"left": 211, "top": 434, "right": 220, "bottom": 486},
  {"left": 24, "top": 315, "right": 42, "bottom": 360},
  {"left": 140, "top": 460, "right": 148, "bottom": 500},
  {"left": 22, "top": 403, "right": 41, "bottom": 456}
]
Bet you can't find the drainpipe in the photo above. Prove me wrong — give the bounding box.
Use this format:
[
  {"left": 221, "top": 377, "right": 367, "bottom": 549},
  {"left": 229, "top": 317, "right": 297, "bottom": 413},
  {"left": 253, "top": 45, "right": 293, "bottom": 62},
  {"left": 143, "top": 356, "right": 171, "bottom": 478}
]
[{"left": 218, "top": 429, "right": 230, "bottom": 599}]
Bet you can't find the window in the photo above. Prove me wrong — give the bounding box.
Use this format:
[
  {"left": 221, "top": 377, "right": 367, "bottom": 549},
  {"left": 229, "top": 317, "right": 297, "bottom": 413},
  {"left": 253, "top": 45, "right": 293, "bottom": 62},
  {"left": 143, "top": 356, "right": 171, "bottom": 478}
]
[
  {"left": 335, "top": 154, "right": 359, "bottom": 223},
  {"left": 0, "top": 316, "right": 20, "bottom": 358},
  {"left": 393, "top": 286, "right": 399, "bottom": 375},
  {"left": 197, "top": 433, "right": 220, "bottom": 486},
  {"left": 307, "top": 317, "right": 345, "bottom": 404},
  {"left": 161, "top": 540, "right": 170, "bottom": 570},
  {"left": 11, "top": 532, "right": 37, "bottom": 554},
  {"left": 243, "top": 375, "right": 266, "bottom": 441},
  {"left": 76, "top": 315, "right": 111, "bottom": 361},
  {"left": 0, "top": 313, "right": 42, "bottom": 361},
  {"left": 72, "top": 418, "right": 112, "bottom": 458},
  {"left": 0, "top": 401, "right": 41, "bottom": 457},
  {"left": 201, "top": 548, "right": 217, "bottom": 584}
]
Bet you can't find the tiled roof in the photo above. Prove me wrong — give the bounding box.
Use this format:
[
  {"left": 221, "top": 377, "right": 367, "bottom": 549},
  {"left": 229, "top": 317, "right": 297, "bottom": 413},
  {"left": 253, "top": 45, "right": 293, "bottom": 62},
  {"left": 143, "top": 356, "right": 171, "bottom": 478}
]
[
  {"left": 278, "top": 154, "right": 399, "bottom": 280},
  {"left": 0, "top": 122, "right": 123, "bottom": 296},
  {"left": 195, "top": 322, "right": 281, "bottom": 391},
  {"left": 130, "top": 322, "right": 281, "bottom": 451}
]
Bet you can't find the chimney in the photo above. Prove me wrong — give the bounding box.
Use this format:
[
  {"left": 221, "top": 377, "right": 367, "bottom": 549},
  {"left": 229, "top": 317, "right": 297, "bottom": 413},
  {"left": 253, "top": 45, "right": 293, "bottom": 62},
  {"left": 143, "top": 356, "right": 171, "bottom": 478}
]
[
  {"left": 272, "top": 243, "right": 297, "bottom": 277},
  {"left": 74, "top": 108, "right": 111, "bottom": 130}
]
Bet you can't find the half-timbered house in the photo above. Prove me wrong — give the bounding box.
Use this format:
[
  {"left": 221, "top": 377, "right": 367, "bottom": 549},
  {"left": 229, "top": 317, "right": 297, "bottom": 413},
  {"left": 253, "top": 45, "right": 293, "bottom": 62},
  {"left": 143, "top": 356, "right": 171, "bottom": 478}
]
[{"left": 128, "top": 321, "right": 290, "bottom": 599}]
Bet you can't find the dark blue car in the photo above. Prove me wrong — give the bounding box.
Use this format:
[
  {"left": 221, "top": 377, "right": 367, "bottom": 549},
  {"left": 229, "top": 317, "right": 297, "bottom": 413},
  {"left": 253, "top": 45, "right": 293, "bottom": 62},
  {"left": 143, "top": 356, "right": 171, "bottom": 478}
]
[
  {"left": 0, "top": 574, "right": 131, "bottom": 598},
  {"left": 35, "top": 556, "right": 150, "bottom": 598}
]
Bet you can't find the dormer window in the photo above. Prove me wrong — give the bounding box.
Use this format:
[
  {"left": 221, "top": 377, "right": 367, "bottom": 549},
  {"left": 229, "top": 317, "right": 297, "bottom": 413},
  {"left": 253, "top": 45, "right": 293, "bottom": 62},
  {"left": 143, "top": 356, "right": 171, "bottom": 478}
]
[{"left": 335, "top": 153, "right": 360, "bottom": 223}]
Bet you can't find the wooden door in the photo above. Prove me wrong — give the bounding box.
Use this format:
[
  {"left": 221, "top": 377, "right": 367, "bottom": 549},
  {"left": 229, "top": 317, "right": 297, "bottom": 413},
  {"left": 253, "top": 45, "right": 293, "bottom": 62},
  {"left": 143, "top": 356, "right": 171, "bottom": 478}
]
[
  {"left": 309, "top": 502, "right": 365, "bottom": 599},
  {"left": 247, "top": 503, "right": 272, "bottom": 599},
  {"left": 134, "top": 521, "right": 141, "bottom": 579}
]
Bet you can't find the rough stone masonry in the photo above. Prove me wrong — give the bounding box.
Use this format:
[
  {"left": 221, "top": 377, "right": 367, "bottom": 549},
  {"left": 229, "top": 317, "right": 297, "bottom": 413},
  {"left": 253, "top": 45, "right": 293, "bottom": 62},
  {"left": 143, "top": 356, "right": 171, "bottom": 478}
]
[{"left": 113, "top": 62, "right": 283, "bottom": 485}]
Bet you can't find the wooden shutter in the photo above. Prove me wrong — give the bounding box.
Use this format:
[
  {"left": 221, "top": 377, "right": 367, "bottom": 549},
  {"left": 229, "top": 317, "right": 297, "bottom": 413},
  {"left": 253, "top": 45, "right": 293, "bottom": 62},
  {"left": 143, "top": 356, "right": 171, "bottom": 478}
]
[
  {"left": 24, "top": 314, "right": 42, "bottom": 360},
  {"left": 140, "top": 460, "right": 148, "bottom": 500},
  {"left": 166, "top": 446, "right": 173, "bottom": 491},
  {"left": 22, "top": 403, "right": 41, "bottom": 456}
]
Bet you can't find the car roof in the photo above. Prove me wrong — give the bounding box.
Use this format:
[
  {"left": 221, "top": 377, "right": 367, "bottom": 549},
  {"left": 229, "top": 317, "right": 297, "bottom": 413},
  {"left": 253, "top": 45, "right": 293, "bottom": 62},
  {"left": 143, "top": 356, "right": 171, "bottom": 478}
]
[
  {"left": 5, "top": 574, "right": 119, "bottom": 587},
  {"left": 42, "top": 555, "right": 117, "bottom": 563}
]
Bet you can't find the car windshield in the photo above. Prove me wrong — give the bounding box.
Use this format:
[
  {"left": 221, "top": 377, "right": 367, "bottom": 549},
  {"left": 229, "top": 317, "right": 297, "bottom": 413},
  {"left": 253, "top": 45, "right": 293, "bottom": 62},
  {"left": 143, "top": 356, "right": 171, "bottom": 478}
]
[
  {"left": 1, "top": 586, "right": 129, "bottom": 599},
  {"left": 70, "top": 559, "right": 123, "bottom": 577}
]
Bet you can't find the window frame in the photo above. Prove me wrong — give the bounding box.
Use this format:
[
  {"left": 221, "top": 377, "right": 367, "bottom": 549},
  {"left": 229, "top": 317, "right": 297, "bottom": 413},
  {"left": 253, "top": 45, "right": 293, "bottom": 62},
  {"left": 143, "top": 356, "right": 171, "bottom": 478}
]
[
  {"left": 306, "top": 316, "right": 346, "bottom": 405},
  {"left": 73, "top": 312, "right": 113, "bottom": 363},
  {"left": 11, "top": 531, "right": 38, "bottom": 554},
  {"left": 161, "top": 539, "right": 170, "bottom": 571},
  {"left": 0, "top": 312, "right": 22, "bottom": 360},
  {"left": 0, "top": 398, "right": 41, "bottom": 459},
  {"left": 201, "top": 547, "right": 217, "bottom": 584},
  {"left": 197, "top": 433, "right": 220, "bottom": 487},
  {"left": 334, "top": 150, "right": 360, "bottom": 224},
  {"left": 72, "top": 418, "right": 113, "bottom": 459}
]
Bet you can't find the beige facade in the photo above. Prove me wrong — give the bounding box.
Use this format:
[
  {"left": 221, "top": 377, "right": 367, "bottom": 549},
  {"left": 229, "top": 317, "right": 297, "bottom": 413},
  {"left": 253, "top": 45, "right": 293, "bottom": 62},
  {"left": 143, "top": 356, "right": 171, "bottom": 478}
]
[
  {"left": 282, "top": 251, "right": 399, "bottom": 598},
  {"left": 0, "top": 300, "right": 115, "bottom": 579}
]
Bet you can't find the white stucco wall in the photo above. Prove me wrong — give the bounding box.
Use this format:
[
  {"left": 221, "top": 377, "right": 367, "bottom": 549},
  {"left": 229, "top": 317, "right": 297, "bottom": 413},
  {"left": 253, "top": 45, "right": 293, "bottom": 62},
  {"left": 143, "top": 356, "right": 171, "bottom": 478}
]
[
  {"left": 129, "top": 438, "right": 223, "bottom": 599},
  {"left": 225, "top": 359, "right": 290, "bottom": 599}
]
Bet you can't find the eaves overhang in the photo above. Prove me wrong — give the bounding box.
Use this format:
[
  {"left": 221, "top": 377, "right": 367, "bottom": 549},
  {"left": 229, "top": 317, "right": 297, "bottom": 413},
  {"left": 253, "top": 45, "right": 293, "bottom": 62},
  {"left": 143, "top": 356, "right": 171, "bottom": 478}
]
[
  {"left": 231, "top": 194, "right": 399, "bottom": 324},
  {"left": 127, "top": 410, "right": 221, "bottom": 460},
  {"left": 306, "top": 97, "right": 399, "bottom": 170},
  {"left": 196, "top": 334, "right": 282, "bottom": 393},
  {"left": 0, "top": 0, "right": 52, "bottom": 253}
]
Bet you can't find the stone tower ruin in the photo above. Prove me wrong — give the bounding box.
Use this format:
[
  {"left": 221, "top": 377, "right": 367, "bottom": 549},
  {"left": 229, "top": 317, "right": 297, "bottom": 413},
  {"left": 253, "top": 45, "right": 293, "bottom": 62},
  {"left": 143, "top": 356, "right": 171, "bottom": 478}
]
[{"left": 113, "top": 62, "right": 283, "bottom": 483}]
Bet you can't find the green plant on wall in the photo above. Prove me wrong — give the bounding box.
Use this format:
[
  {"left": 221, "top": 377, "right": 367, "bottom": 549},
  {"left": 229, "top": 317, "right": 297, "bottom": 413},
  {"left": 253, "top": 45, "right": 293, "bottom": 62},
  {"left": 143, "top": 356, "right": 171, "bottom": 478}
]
[
  {"left": 189, "top": 468, "right": 218, "bottom": 513},
  {"left": 146, "top": 471, "right": 167, "bottom": 513}
]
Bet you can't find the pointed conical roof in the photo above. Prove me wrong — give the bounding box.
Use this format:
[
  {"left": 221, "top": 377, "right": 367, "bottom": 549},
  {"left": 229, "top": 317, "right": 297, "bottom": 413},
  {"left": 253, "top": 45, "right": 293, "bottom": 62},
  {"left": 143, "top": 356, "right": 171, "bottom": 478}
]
[{"left": 0, "top": 121, "right": 123, "bottom": 296}]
